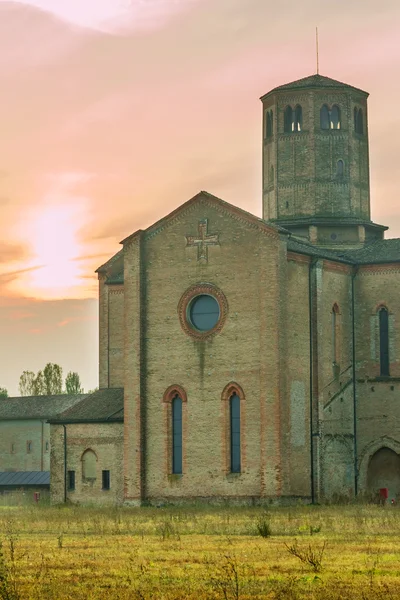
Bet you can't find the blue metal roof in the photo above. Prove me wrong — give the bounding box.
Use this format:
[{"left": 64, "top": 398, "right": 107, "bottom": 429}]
[{"left": 0, "top": 471, "right": 50, "bottom": 486}]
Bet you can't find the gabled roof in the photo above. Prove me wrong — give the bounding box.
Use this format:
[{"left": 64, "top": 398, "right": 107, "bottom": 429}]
[
  {"left": 96, "top": 249, "right": 123, "bottom": 274},
  {"left": 0, "top": 471, "right": 50, "bottom": 486},
  {"left": 0, "top": 394, "right": 88, "bottom": 421},
  {"left": 120, "top": 191, "right": 289, "bottom": 246},
  {"left": 339, "top": 238, "right": 400, "bottom": 265},
  {"left": 49, "top": 388, "right": 124, "bottom": 423},
  {"left": 260, "top": 73, "right": 368, "bottom": 100}
]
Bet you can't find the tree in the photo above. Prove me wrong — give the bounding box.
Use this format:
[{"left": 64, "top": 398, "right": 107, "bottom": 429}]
[
  {"left": 65, "top": 371, "right": 83, "bottom": 394},
  {"left": 0, "top": 387, "right": 8, "bottom": 399},
  {"left": 43, "top": 363, "right": 63, "bottom": 395},
  {"left": 19, "top": 371, "right": 36, "bottom": 396},
  {"left": 33, "top": 370, "right": 46, "bottom": 395}
]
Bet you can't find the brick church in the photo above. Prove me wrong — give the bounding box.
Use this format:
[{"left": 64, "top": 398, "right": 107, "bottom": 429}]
[{"left": 50, "top": 73, "right": 400, "bottom": 505}]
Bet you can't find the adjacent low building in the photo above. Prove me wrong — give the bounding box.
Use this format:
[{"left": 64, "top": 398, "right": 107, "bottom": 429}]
[
  {"left": 0, "top": 394, "right": 86, "bottom": 503},
  {"left": 49, "top": 388, "right": 124, "bottom": 505}
]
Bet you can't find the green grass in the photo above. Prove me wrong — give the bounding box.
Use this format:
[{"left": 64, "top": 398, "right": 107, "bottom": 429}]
[{"left": 0, "top": 504, "right": 399, "bottom": 598}]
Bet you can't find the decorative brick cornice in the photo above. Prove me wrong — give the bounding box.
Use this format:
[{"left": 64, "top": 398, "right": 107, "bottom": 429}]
[
  {"left": 109, "top": 287, "right": 124, "bottom": 295},
  {"left": 178, "top": 283, "right": 228, "bottom": 341},
  {"left": 287, "top": 252, "right": 310, "bottom": 264},
  {"left": 142, "top": 193, "right": 280, "bottom": 242},
  {"left": 359, "top": 264, "right": 400, "bottom": 275},
  {"left": 322, "top": 260, "right": 353, "bottom": 274},
  {"left": 277, "top": 94, "right": 309, "bottom": 104}
]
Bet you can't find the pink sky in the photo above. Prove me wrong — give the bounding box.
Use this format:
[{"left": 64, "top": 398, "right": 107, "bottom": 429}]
[{"left": 0, "top": 0, "right": 400, "bottom": 395}]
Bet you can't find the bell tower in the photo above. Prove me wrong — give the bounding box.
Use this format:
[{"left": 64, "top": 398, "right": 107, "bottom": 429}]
[{"left": 260, "top": 74, "right": 386, "bottom": 248}]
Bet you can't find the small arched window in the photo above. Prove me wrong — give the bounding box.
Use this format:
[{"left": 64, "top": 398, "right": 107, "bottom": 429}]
[
  {"left": 357, "top": 108, "right": 364, "bottom": 134},
  {"left": 284, "top": 106, "right": 293, "bottom": 133},
  {"left": 332, "top": 304, "right": 340, "bottom": 366},
  {"left": 269, "top": 164, "right": 274, "bottom": 183},
  {"left": 379, "top": 307, "right": 389, "bottom": 376},
  {"left": 354, "top": 107, "right": 364, "bottom": 134},
  {"left": 222, "top": 383, "right": 245, "bottom": 474},
  {"left": 336, "top": 159, "right": 344, "bottom": 178},
  {"left": 230, "top": 393, "right": 241, "bottom": 473},
  {"left": 331, "top": 105, "right": 341, "bottom": 129},
  {"left": 294, "top": 105, "right": 302, "bottom": 131},
  {"left": 266, "top": 110, "right": 273, "bottom": 138},
  {"left": 82, "top": 449, "right": 97, "bottom": 479},
  {"left": 321, "top": 104, "right": 341, "bottom": 130},
  {"left": 172, "top": 394, "right": 183, "bottom": 474},
  {"left": 320, "top": 104, "right": 330, "bottom": 129}
]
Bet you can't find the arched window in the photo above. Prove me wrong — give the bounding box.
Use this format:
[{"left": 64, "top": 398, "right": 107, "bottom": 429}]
[
  {"left": 162, "top": 385, "right": 187, "bottom": 475},
  {"left": 172, "top": 395, "right": 183, "bottom": 474},
  {"left": 321, "top": 104, "right": 341, "bottom": 130},
  {"left": 320, "top": 104, "right": 330, "bottom": 129},
  {"left": 354, "top": 107, "right": 364, "bottom": 134},
  {"left": 82, "top": 449, "right": 97, "bottom": 479},
  {"left": 222, "top": 383, "right": 245, "bottom": 474},
  {"left": 294, "top": 105, "right": 302, "bottom": 131},
  {"left": 284, "top": 106, "right": 293, "bottom": 133},
  {"left": 269, "top": 164, "right": 274, "bottom": 183},
  {"left": 332, "top": 304, "right": 340, "bottom": 366},
  {"left": 230, "top": 393, "right": 241, "bottom": 473},
  {"left": 266, "top": 110, "right": 273, "bottom": 138},
  {"left": 357, "top": 108, "right": 363, "bottom": 134},
  {"left": 331, "top": 105, "right": 341, "bottom": 129},
  {"left": 379, "top": 307, "right": 389, "bottom": 376},
  {"left": 336, "top": 159, "right": 344, "bottom": 178}
]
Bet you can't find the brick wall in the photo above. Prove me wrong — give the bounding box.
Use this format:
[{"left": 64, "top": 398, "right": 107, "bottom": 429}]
[
  {"left": 262, "top": 87, "right": 370, "bottom": 224},
  {"left": 0, "top": 420, "right": 50, "bottom": 472},
  {"left": 50, "top": 422, "right": 123, "bottom": 505}
]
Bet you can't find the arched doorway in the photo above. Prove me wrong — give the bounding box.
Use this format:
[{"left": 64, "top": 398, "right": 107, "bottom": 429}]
[{"left": 367, "top": 447, "right": 400, "bottom": 501}]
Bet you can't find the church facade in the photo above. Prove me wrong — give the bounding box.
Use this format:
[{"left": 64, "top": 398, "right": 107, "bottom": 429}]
[{"left": 50, "top": 74, "right": 400, "bottom": 506}]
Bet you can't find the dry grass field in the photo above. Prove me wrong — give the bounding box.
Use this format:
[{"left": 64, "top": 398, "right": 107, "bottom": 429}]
[{"left": 0, "top": 503, "right": 400, "bottom": 599}]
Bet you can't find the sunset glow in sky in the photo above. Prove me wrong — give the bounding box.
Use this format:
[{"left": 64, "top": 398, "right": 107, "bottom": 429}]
[{"left": 1, "top": 0, "right": 400, "bottom": 394}]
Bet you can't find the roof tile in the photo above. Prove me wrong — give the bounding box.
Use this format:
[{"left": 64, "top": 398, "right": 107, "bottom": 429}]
[
  {"left": 0, "top": 394, "right": 88, "bottom": 420},
  {"left": 50, "top": 388, "right": 124, "bottom": 423}
]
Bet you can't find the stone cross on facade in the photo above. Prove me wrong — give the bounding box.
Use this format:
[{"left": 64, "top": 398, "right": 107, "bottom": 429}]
[{"left": 185, "top": 219, "right": 220, "bottom": 262}]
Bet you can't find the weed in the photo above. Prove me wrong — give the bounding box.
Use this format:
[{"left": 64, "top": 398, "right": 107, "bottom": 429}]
[
  {"left": 255, "top": 512, "right": 272, "bottom": 538},
  {"left": 285, "top": 539, "right": 326, "bottom": 572}
]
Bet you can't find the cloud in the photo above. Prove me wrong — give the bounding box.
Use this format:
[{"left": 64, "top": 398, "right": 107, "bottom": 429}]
[
  {"left": 5, "top": 0, "right": 202, "bottom": 33},
  {"left": 0, "top": 265, "right": 42, "bottom": 283},
  {"left": 57, "top": 314, "right": 96, "bottom": 327},
  {"left": 7, "top": 310, "right": 35, "bottom": 321},
  {"left": 0, "top": 242, "right": 28, "bottom": 265}
]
